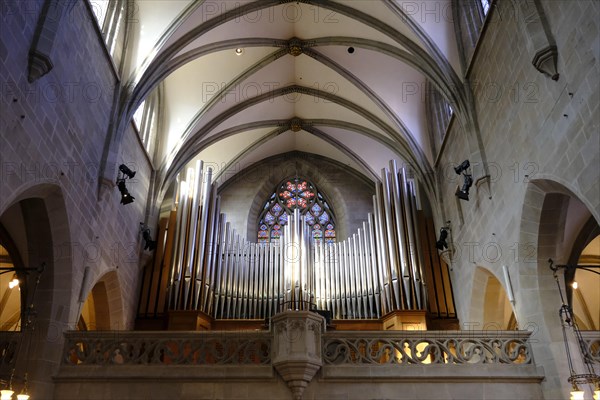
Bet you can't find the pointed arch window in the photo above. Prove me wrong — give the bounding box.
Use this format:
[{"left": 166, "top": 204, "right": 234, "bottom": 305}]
[{"left": 257, "top": 178, "right": 336, "bottom": 244}]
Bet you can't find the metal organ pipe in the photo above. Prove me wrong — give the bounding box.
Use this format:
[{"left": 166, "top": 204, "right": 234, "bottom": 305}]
[
  {"left": 163, "top": 159, "right": 431, "bottom": 321},
  {"left": 381, "top": 169, "right": 402, "bottom": 311},
  {"left": 390, "top": 160, "right": 411, "bottom": 310},
  {"left": 408, "top": 178, "right": 426, "bottom": 310},
  {"left": 183, "top": 162, "right": 201, "bottom": 310},
  {"left": 400, "top": 167, "right": 419, "bottom": 310}
]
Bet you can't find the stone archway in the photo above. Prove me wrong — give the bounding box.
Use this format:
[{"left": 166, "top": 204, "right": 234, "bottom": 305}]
[
  {"left": 78, "top": 270, "right": 124, "bottom": 331},
  {"left": 0, "top": 183, "right": 72, "bottom": 397},
  {"left": 517, "top": 178, "right": 598, "bottom": 399},
  {"left": 470, "top": 266, "right": 516, "bottom": 330}
]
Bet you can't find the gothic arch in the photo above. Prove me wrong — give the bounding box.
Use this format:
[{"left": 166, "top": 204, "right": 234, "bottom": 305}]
[
  {"left": 516, "top": 177, "right": 599, "bottom": 397},
  {"left": 0, "top": 182, "right": 72, "bottom": 394},
  {"left": 216, "top": 152, "right": 374, "bottom": 242},
  {"left": 470, "top": 266, "right": 516, "bottom": 330},
  {"left": 78, "top": 270, "right": 124, "bottom": 330}
]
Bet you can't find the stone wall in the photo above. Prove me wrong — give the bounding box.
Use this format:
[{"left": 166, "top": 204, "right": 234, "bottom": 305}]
[
  {"left": 435, "top": 1, "right": 599, "bottom": 398},
  {"left": 0, "top": 1, "right": 151, "bottom": 396}
]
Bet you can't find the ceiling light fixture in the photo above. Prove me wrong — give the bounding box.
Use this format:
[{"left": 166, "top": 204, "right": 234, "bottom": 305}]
[
  {"left": 0, "top": 370, "right": 14, "bottom": 400},
  {"left": 0, "top": 264, "right": 44, "bottom": 399},
  {"left": 235, "top": 48, "right": 243, "bottom": 55},
  {"left": 8, "top": 276, "right": 19, "bottom": 289},
  {"left": 549, "top": 259, "right": 600, "bottom": 400}
]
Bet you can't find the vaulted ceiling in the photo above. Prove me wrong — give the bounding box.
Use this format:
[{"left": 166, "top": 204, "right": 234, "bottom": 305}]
[{"left": 117, "top": 0, "right": 465, "bottom": 200}]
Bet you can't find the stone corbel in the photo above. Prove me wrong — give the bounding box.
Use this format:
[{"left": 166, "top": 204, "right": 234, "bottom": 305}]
[
  {"left": 28, "top": 49, "right": 54, "bottom": 83},
  {"left": 272, "top": 311, "right": 324, "bottom": 400},
  {"left": 28, "top": 0, "right": 68, "bottom": 82},
  {"left": 517, "top": 0, "right": 559, "bottom": 81},
  {"left": 532, "top": 45, "right": 559, "bottom": 81}
]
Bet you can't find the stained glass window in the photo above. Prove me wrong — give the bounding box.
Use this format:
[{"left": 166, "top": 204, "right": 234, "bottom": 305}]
[{"left": 257, "top": 177, "right": 336, "bottom": 244}]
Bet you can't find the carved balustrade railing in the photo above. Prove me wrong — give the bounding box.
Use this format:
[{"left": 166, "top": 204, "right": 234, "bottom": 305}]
[
  {"left": 60, "top": 329, "right": 598, "bottom": 369},
  {"left": 580, "top": 330, "right": 600, "bottom": 364},
  {"left": 322, "top": 330, "right": 534, "bottom": 365},
  {"left": 63, "top": 331, "right": 271, "bottom": 366}
]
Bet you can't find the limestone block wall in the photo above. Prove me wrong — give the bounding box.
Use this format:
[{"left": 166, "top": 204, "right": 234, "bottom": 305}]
[
  {"left": 0, "top": 1, "right": 152, "bottom": 395},
  {"left": 434, "top": 1, "right": 599, "bottom": 398}
]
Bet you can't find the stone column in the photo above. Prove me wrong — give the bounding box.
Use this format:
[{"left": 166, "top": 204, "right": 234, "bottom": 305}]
[{"left": 272, "top": 311, "right": 324, "bottom": 400}]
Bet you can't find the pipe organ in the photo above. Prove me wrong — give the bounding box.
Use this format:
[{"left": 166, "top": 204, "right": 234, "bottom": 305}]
[{"left": 138, "top": 160, "right": 454, "bottom": 322}]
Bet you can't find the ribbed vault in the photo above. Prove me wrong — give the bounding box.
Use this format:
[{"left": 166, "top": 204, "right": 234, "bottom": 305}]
[{"left": 103, "top": 0, "right": 469, "bottom": 217}]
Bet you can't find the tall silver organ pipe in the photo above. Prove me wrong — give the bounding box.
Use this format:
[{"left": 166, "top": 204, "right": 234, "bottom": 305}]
[{"left": 164, "top": 160, "right": 428, "bottom": 319}]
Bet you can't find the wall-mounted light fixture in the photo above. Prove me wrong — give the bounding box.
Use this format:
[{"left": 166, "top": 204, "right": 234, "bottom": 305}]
[
  {"left": 119, "top": 164, "right": 136, "bottom": 179},
  {"left": 436, "top": 228, "right": 449, "bottom": 251},
  {"left": 116, "top": 164, "right": 136, "bottom": 205},
  {"left": 453, "top": 160, "right": 470, "bottom": 175},
  {"left": 454, "top": 160, "right": 473, "bottom": 201},
  {"left": 140, "top": 223, "right": 157, "bottom": 251}
]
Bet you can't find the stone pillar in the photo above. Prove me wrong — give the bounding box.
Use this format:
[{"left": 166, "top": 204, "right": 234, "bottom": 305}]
[{"left": 272, "top": 311, "right": 324, "bottom": 400}]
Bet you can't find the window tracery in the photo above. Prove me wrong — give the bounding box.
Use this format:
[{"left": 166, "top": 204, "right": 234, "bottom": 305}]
[{"left": 257, "top": 178, "right": 336, "bottom": 244}]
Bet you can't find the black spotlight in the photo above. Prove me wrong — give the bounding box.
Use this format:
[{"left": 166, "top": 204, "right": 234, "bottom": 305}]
[
  {"left": 454, "top": 159, "right": 470, "bottom": 175},
  {"left": 455, "top": 174, "right": 473, "bottom": 201},
  {"left": 141, "top": 224, "right": 157, "bottom": 251},
  {"left": 436, "top": 228, "right": 448, "bottom": 251},
  {"left": 117, "top": 180, "right": 135, "bottom": 204},
  {"left": 116, "top": 163, "right": 136, "bottom": 205},
  {"left": 119, "top": 164, "right": 136, "bottom": 179}
]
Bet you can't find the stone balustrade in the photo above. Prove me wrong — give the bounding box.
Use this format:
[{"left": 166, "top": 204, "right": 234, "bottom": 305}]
[
  {"left": 53, "top": 314, "right": 589, "bottom": 399},
  {"left": 59, "top": 328, "right": 542, "bottom": 369},
  {"left": 580, "top": 330, "right": 600, "bottom": 364},
  {"left": 62, "top": 330, "right": 271, "bottom": 366},
  {"left": 322, "top": 330, "right": 533, "bottom": 365}
]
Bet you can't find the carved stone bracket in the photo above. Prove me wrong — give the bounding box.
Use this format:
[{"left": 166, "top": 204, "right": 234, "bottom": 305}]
[
  {"left": 517, "top": 0, "right": 559, "bottom": 81},
  {"left": 28, "top": 49, "right": 54, "bottom": 83},
  {"left": 27, "top": 0, "right": 68, "bottom": 82},
  {"left": 272, "top": 311, "right": 324, "bottom": 400},
  {"left": 532, "top": 45, "right": 559, "bottom": 81}
]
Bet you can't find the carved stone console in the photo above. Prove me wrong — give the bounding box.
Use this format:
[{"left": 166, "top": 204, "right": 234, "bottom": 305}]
[{"left": 272, "top": 311, "right": 325, "bottom": 400}]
